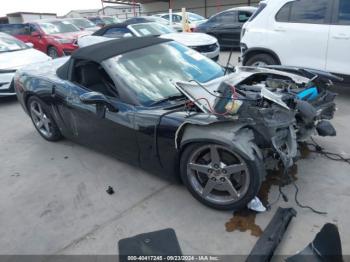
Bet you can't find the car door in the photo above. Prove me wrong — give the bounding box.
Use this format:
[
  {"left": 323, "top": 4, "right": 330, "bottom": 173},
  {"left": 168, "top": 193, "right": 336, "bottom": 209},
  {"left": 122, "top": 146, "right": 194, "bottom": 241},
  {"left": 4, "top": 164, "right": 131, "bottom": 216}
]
[
  {"left": 209, "top": 11, "right": 240, "bottom": 48},
  {"left": 326, "top": 0, "right": 350, "bottom": 75},
  {"left": 56, "top": 60, "right": 139, "bottom": 165},
  {"left": 270, "top": 0, "right": 332, "bottom": 70}
]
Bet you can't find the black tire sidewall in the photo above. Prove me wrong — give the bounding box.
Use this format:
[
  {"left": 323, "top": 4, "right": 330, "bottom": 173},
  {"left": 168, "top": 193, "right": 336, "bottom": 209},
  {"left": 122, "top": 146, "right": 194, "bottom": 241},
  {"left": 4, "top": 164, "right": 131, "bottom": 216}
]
[
  {"left": 27, "top": 96, "right": 62, "bottom": 141},
  {"left": 180, "top": 143, "right": 262, "bottom": 211},
  {"left": 245, "top": 53, "right": 278, "bottom": 66},
  {"left": 48, "top": 47, "right": 59, "bottom": 59}
]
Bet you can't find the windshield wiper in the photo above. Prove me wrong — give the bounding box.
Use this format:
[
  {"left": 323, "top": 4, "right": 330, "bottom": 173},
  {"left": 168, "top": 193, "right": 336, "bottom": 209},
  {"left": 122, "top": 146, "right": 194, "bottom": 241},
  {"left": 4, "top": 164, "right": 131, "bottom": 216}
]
[{"left": 150, "top": 94, "right": 186, "bottom": 106}]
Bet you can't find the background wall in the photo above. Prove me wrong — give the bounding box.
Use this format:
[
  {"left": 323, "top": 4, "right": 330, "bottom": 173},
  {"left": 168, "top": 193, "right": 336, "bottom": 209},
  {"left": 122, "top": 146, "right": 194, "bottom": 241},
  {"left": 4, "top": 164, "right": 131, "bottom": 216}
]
[{"left": 141, "top": 0, "right": 260, "bottom": 17}]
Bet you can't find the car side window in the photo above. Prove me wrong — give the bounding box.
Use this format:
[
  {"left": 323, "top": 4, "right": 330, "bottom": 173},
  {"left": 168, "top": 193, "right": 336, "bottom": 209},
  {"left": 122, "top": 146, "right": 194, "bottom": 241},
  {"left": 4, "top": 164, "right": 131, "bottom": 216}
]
[
  {"left": 337, "top": 0, "right": 350, "bottom": 25},
  {"left": 103, "top": 27, "right": 133, "bottom": 38},
  {"left": 0, "top": 24, "right": 29, "bottom": 35},
  {"left": 276, "top": 0, "right": 329, "bottom": 24},
  {"left": 238, "top": 11, "right": 252, "bottom": 23},
  {"left": 73, "top": 60, "right": 119, "bottom": 98},
  {"left": 173, "top": 15, "right": 182, "bottom": 23},
  {"left": 211, "top": 11, "right": 235, "bottom": 23},
  {"left": 29, "top": 24, "right": 40, "bottom": 33}
]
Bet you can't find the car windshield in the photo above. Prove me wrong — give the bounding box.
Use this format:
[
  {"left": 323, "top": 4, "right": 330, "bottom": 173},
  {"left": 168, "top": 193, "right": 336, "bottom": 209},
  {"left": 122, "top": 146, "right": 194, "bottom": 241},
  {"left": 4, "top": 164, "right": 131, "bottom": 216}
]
[
  {"left": 0, "top": 35, "right": 28, "bottom": 53},
  {"left": 38, "top": 21, "right": 80, "bottom": 34},
  {"left": 69, "top": 19, "right": 95, "bottom": 29},
  {"left": 187, "top": 13, "right": 206, "bottom": 21},
  {"left": 106, "top": 41, "right": 224, "bottom": 106},
  {"left": 102, "top": 17, "right": 120, "bottom": 24},
  {"left": 129, "top": 23, "right": 174, "bottom": 36}
]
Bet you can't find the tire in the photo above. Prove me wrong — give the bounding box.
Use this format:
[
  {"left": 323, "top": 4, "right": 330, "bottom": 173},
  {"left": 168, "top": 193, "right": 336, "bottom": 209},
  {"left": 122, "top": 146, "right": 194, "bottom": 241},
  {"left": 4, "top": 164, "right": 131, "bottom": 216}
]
[
  {"left": 180, "top": 143, "right": 262, "bottom": 210},
  {"left": 47, "top": 46, "right": 59, "bottom": 59},
  {"left": 245, "top": 53, "right": 278, "bottom": 67},
  {"left": 27, "top": 96, "right": 62, "bottom": 141}
]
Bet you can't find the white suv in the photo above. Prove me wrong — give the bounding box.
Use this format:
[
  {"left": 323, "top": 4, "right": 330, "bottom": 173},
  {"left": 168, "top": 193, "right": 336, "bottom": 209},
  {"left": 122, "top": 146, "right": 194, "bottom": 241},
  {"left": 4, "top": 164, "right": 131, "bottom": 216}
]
[{"left": 241, "top": 0, "right": 350, "bottom": 76}]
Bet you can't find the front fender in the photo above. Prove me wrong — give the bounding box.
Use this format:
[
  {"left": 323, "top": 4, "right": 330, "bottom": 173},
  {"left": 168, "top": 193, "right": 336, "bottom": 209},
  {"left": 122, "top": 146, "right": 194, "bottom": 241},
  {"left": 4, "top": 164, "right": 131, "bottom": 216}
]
[{"left": 176, "top": 122, "right": 263, "bottom": 162}]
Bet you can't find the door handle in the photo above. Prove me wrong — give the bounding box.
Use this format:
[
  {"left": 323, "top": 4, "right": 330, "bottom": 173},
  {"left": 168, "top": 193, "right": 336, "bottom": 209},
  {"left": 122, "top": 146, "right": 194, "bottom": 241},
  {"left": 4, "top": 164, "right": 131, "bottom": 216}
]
[{"left": 333, "top": 34, "right": 350, "bottom": 40}]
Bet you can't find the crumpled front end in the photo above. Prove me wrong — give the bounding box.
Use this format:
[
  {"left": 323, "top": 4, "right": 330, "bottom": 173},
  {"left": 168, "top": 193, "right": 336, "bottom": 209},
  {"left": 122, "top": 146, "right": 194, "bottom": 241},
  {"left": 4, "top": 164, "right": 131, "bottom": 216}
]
[{"left": 175, "top": 65, "right": 339, "bottom": 169}]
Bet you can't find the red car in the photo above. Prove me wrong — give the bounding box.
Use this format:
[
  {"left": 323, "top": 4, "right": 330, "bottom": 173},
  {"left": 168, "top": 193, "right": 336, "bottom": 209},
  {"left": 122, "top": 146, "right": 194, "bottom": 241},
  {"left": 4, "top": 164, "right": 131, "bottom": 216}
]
[{"left": 0, "top": 20, "right": 90, "bottom": 58}]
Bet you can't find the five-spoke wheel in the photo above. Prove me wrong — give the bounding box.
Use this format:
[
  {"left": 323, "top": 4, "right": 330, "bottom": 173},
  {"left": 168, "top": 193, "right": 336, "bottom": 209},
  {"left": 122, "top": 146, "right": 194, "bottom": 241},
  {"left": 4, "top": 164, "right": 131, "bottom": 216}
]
[
  {"left": 27, "top": 96, "right": 62, "bottom": 141},
  {"left": 181, "top": 143, "right": 262, "bottom": 210}
]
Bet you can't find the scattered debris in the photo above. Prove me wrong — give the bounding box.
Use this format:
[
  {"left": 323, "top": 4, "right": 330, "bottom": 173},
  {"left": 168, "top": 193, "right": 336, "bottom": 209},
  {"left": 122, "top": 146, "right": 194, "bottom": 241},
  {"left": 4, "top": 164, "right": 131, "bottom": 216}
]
[
  {"left": 106, "top": 186, "right": 115, "bottom": 195},
  {"left": 118, "top": 228, "right": 182, "bottom": 261},
  {"left": 247, "top": 197, "right": 266, "bottom": 213},
  {"left": 247, "top": 207, "right": 297, "bottom": 262},
  {"left": 287, "top": 223, "right": 343, "bottom": 262}
]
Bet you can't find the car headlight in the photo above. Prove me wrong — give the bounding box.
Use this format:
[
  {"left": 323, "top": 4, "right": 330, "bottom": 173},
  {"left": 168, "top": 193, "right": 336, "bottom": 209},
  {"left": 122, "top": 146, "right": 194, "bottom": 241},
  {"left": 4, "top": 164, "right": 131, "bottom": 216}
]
[{"left": 56, "top": 38, "right": 73, "bottom": 44}]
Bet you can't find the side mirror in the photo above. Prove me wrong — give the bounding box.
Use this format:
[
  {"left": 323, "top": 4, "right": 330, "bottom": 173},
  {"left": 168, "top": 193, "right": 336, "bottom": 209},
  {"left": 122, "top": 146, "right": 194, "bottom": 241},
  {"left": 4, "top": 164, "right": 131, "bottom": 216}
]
[
  {"left": 26, "top": 42, "right": 34, "bottom": 48},
  {"left": 80, "top": 92, "right": 118, "bottom": 116},
  {"left": 31, "top": 31, "right": 41, "bottom": 37}
]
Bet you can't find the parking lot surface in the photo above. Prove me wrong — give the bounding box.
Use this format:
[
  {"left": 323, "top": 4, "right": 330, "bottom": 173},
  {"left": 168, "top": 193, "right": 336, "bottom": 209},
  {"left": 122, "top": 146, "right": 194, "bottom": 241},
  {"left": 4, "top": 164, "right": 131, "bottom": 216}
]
[{"left": 1, "top": 52, "right": 349, "bottom": 256}]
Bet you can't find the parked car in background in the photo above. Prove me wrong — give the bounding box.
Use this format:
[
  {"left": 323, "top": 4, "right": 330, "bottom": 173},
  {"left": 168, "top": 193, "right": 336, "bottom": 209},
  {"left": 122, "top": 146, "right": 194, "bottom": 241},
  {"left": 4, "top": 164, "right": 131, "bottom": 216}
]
[
  {"left": 127, "top": 16, "right": 182, "bottom": 32},
  {"left": 195, "top": 6, "right": 257, "bottom": 48},
  {"left": 63, "top": 18, "right": 100, "bottom": 32},
  {"left": 87, "top": 16, "right": 120, "bottom": 27},
  {"left": 0, "top": 32, "right": 50, "bottom": 97},
  {"left": 0, "top": 20, "right": 90, "bottom": 58},
  {"left": 241, "top": 0, "right": 350, "bottom": 77},
  {"left": 155, "top": 12, "right": 207, "bottom": 31},
  {"left": 79, "top": 22, "right": 220, "bottom": 60}
]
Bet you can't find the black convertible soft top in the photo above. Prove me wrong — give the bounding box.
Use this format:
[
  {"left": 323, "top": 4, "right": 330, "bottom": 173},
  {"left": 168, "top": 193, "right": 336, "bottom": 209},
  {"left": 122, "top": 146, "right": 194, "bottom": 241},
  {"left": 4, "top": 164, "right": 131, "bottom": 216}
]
[
  {"left": 57, "top": 36, "right": 171, "bottom": 80},
  {"left": 73, "top": 36, "right": 170, "bottom": 63}
]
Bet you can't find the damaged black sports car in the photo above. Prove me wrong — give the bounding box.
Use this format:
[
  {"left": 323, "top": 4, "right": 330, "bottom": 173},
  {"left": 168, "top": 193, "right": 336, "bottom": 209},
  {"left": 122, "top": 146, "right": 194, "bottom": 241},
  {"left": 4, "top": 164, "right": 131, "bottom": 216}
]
[{"left": 14, "top": 37, "right": 338, "bottom": 210}]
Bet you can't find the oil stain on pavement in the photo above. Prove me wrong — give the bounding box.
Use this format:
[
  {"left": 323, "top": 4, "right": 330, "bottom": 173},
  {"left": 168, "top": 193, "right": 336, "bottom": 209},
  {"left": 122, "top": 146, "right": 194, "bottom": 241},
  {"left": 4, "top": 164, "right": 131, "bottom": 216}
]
[{"left": 225, "top": 163, "right": 300, "bottom": 237}]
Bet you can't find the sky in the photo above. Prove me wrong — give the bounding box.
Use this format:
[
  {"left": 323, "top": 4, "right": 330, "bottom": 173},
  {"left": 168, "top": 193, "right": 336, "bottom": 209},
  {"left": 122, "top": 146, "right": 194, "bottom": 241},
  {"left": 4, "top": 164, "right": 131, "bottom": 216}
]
[{"left": 0, "top": 0, "right": 112, "bottom": 17}]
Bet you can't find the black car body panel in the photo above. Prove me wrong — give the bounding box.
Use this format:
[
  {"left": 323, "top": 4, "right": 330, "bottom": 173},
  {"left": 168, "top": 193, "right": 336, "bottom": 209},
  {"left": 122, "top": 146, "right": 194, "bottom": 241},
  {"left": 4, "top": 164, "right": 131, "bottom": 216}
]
[{"left": 196, "top": 7, "right": 257, "bottom": 48}]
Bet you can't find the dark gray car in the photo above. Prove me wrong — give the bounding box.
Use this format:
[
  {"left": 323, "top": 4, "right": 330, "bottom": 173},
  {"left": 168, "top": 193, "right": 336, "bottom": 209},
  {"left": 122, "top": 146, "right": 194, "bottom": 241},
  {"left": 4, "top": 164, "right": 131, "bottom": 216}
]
[{"left": 195, "top": 6, "right": 257, "bottom": 48}]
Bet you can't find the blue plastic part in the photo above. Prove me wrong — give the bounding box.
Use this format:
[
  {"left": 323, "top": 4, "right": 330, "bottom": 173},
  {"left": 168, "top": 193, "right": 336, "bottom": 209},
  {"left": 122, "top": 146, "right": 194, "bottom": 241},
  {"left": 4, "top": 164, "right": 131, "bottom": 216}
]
[{"left": 297, "top": 87, "right": 318, "bottom": 101}]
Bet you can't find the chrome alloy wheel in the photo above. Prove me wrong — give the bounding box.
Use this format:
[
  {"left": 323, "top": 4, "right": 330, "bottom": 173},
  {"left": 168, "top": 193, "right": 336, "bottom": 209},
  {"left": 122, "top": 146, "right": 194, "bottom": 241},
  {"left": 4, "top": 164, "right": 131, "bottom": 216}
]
[
  {"left": 30, "top": 101, "right": 53, "bottom": 138},
  {"left": 187, "top": 145, "right": 250, "bottom": 205}
]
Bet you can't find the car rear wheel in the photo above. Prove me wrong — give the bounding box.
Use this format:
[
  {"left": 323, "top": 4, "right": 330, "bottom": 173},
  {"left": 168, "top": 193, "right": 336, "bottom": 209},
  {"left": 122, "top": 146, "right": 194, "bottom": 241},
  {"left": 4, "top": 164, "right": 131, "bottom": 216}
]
[
  {"left": 47, "top": 46, "right": 59, "bottom": 59},
  {"left": 245, "top": 53, "right": 278, "bottom": 67},
  {"left": 180, "top": 143, "right": 262, "bottom": 210},
  {"left": 28, "top": 96, "right": 62, "bottom": 141}
]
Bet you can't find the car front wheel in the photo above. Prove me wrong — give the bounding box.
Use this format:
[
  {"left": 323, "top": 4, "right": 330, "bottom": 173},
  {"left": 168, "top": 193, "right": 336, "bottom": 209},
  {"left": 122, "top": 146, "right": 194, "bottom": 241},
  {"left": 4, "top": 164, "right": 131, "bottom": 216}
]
[
  {"left": 27, "top": 96, "right": 62, "bottom": 141},
  {"left": 180, "top": 143, "right": 262, "bottom": 210}
]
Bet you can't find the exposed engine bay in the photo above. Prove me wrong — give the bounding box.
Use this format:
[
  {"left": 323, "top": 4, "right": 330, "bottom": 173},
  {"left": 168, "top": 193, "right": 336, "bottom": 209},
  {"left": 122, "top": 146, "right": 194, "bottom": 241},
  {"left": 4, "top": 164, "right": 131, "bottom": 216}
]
[{"left": 176, "top": 66, "right": 339, "bottom": 169}]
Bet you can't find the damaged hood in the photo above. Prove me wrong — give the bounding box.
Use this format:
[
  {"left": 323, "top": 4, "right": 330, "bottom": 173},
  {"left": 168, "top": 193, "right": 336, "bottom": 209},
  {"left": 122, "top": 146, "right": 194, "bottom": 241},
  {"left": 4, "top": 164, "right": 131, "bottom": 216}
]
[{"left": 175, "top": 66, "right": 311, "bottom": 113}]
